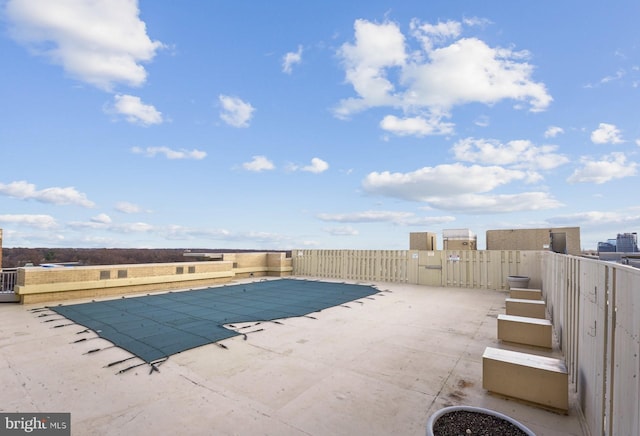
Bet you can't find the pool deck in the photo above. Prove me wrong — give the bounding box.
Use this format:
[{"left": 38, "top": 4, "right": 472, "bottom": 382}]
[{"left": 0, "top": 278, "right": 586, "bottom": 435}]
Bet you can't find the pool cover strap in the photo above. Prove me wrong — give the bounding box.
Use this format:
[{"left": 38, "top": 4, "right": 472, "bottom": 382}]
[{"left": 51, "top": 279, "right": 378, "bottom": 363}]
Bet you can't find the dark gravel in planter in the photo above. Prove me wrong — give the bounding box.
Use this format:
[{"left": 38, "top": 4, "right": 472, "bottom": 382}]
[{"left": 432, "top": 410, "right": 529, "bottom": 436}]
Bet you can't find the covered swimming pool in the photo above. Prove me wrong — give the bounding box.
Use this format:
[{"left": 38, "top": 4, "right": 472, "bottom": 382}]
[{"left": 50, "top": 279, "right": 379, "bottom": 364}]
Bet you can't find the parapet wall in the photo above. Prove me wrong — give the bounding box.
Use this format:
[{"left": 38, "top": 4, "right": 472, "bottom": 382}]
[{"left": 15, "top": 252, "right": 292, "bottom": 304}]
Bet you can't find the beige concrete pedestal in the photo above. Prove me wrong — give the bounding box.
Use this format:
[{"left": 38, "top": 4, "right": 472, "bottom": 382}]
[
  {"left": 505, "top": 298, "right": 546, "bottom": 319},
  {"left": 482, "top": 347, "right": 568, "bottom": 412},
  {"left": 509, "top": 288, "right": 542, "bottom": 300},
  {"left": 497, "top": 314, "right": 552, "bottom": 348}
]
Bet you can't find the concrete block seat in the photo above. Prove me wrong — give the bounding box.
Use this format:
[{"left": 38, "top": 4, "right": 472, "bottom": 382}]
[
  {"left": 497, "top": 314, "right": 552, "bottom": 348},
  {"left": 482, "top": 347, "right": 568, "bottom": 413},
  {"left": 505, "top": 297, "right": 546, "bottom": 319},
  {"left": 509, "top": 287, "right": 542, "bottom": 300}
]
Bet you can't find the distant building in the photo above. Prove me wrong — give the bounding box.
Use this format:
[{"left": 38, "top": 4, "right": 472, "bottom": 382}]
[
  {"left": 616, "top": 233, "right": 638, "bottom": 253},
  {"left": 486, "top": 227, "right": 581, "bottom": 256},
  {"left": 597, "top": 232, "right": 638, "bottom": 255},
  {"left": 597, "top": 241, "right": 616, "bottom": 253}
]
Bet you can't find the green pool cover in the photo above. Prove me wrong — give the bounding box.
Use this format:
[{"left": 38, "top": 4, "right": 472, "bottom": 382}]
[{"left": 51, "top": 279, "right": 378, "bottom": 363}]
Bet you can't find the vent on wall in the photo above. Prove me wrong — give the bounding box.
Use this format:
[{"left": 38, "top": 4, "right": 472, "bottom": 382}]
[
  {"left": 100, "top": 271, "right": 111, "bottom": 280},
  {"left": 118, "top": 270, "right": 128, "bottom": 279},
  {"left": 176, "top": 266, "right": 184, "bottom": 274}
]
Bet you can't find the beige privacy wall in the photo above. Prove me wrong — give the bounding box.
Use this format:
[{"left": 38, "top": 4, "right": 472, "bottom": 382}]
[
  {"left": 542, "top": 252, "right": 640, "bottom": 436},
  {"left": 292, "top": 249, "right": 542, "bottom": 290}
]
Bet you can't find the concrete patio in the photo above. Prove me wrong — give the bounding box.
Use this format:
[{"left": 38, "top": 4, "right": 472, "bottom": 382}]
[{"left": 0, "top": 278, "right": 586, "bottom": 435}]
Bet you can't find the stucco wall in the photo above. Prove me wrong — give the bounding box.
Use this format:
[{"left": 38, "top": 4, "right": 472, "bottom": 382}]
[
  {"left": 409, "top": 232, "right": 437, "bottom": 250},
  {"left": 15, "top": 252, "right": 292, "bottom": 304},
  {"left": 486, "top": 227, "right": 581, "bottom": 255}
]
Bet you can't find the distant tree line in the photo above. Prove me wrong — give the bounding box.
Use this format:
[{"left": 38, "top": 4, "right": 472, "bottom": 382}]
[{"left": 1, "top": 248, "right": 288, "bottom": 269}]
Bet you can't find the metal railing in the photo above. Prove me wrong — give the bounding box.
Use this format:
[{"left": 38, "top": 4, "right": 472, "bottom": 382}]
[{"left": 1, "top": 268, "right": 17, "bottom": 294}]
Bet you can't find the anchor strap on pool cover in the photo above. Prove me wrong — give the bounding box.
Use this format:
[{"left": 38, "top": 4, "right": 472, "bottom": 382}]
[{"left": 51, "top": 279, "right": 378, "bottom": 363}]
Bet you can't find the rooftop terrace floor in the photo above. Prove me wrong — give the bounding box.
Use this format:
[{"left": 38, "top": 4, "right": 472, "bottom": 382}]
[{"left": 1, "top": 278, "right": 586, "bottom": 435}]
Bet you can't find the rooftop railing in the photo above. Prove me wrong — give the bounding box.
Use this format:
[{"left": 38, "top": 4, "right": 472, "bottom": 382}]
[
  {"left": 1, "top": 268, "right": 17, "bottom": 293},
  {"left": 0, "top": 269, "right": 18, "bottom": 302},
  {"left": 543, "top": 252, "right": 640, "bottom": 436}
]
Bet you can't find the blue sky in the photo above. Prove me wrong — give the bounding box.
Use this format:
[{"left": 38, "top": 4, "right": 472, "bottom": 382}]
[{"left": 1, "top": 0, "right": 639, "bottom": 251}]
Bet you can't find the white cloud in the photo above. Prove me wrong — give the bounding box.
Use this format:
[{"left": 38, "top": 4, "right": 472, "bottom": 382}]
[
  {"left": 567, "top": 152, "right": 637, "bottom": 184},
  {"left": 131, "top": 146, "right": 206, "bottom": 160},
  {"left": 301, "top": 240, "right": 320, "bottom": 247},
  {"left": 302, "top": 158, "right": 329, "bottom": 174},
  {"left": 112, "top": 222, "right": 154, "bottom": 233},
  {"left": 544, "top": 126, "right": 564, "bottom": 138},
  {"left": 424, "top": 192, "right": 563, "bottom": 213},
  {"left": 323, "top": 226, "right": 359, "bottom": 236},
  {"left": 115, "top": 201, "right": 143, "bottom": 213},
  {"left": 452, "top": 137, "right": 570, "bottom": 170},
  {"left": 362, "top": 163, "right": 526, "bottom": 201},
  {"left": 165, "top": 226, "right": 231, "bottom": 240},
  {"left": 360, "top": 162, "right": 560, "bottom": 213},
  {"left": 318, "top": 210, "right": 414, "bottom": 223},
  {"left": 549, "top": 210, "right": 640, "bottom": 228},
  {"left": 242, "top": 155, "right": 275, "bottom": 172},
  {"left": 0, "top": 180, "right": 95, "bottom": 207},
  {"left": 6, "top": 0, "right": 164, "bottom": 91},
  {"left": 317, "top": 210, "right": 455, "bottom": 226},
  {"left": 474, "top": 115, "right": 490, "bottom": 127},
  {"left": 286, "top": 158, "right": 329, "bottom": 173},
  {"left": 0, "top": 214, "right": 57, "bottom": 229},
  {"left": 334, "top": 19, "right": 407, "bottom": 118},
  {"left": 410, "top": 18, "right": 462, "bottom": 51},
  {"left": 91, "top": 213, "right": 112, "bottom": 224},
  {"left": 402, "top": 37, "right": 551, "bottom": 112},
  {"left": 335, "top": 18, "right": 552, "bottom": 134},
  {"left": 68, "top": 220, "right": 234, "bottom": 239},
  {"left": 462, "top": 17, "right": 492, "bottom": 28},
  {"left": 110, "top": 94, "right": 163, "bottom": 126},
  {"left": 591, "top": 123, "right": 624, "bottom": 144},
  {"left": 600, "top": 69, "right": 625, "bottom": 84},
  {"left": 219, "top": 95, "right": 255, "bottom": 128},
  {"left": 282, "top": 45, "right": 303, "bottom": 74},
  {"left": 234, "top": 231, "right": 291, "bottom": 244},
  {"left": 380, "top": 115, "right": 454, "bottom": 136},
  {"left": 68, "top": 218, "right": 109, "bottom": 230}
]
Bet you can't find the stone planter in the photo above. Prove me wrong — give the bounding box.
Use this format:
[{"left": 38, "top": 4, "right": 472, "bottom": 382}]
[
  {"left": 426, "top": 405, "right": 536, "bottom": 436},
  {"left": 507, "top": 275, "right": 530, "bottom": 289}
]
